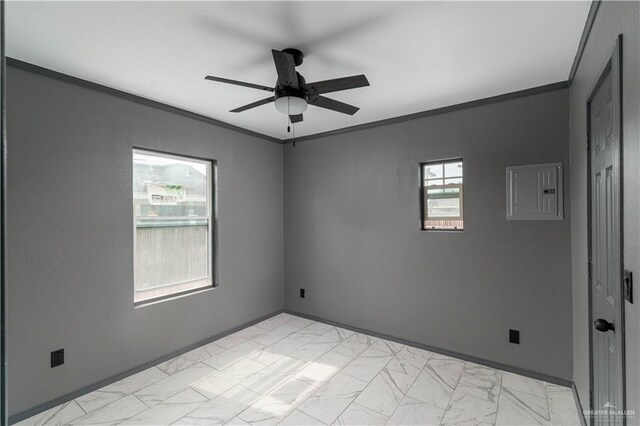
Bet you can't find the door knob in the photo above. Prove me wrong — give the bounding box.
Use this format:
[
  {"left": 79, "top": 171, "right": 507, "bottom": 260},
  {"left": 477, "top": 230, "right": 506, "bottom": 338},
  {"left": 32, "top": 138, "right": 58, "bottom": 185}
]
[{"left": 594, "top": 318, "right": 615, "bottom": 332}]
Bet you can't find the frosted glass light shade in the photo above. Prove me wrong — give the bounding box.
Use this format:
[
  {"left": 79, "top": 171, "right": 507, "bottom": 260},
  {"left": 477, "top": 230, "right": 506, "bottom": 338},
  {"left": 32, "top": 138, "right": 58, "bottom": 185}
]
[{"left": 274, "top": 96, "right": 308, "bottom": 115}]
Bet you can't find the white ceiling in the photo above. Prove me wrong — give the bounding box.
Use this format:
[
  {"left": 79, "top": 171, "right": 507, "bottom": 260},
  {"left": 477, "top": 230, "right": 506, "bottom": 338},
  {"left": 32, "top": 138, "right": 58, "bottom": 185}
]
[{"left": 7, "top": 1, "right": 590, "bottom": 140}]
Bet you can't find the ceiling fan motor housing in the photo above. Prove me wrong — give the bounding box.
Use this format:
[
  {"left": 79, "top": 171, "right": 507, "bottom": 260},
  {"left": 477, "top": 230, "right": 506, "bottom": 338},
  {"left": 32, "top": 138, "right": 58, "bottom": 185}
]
[
  {"left": 275, "top": 72, "right": 307, "bottom": 96},
  {"left": 274, "top": 86, "right": 308, "bottom": 102},
  {"left": 274, "top": 71, "right": 309, "bottom": 114}
]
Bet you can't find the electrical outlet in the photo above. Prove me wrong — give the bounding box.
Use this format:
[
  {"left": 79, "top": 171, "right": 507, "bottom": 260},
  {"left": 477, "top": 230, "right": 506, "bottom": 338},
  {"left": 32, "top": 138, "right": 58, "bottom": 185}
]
[
  {"left": 51, "top": 349, "right": 64, "bottom": 368},
  {"left": 509, "top": 329, "right": 520, "bottom": 344},
  {"left": 300, "top": 289, "right": 305, "bottom": 298}
]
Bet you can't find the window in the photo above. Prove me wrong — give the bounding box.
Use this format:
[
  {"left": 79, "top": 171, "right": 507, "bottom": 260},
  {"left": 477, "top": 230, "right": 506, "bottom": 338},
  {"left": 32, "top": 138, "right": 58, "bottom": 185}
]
[
  {"left": 421, "top": 159, "right": 464, "bottom": 230},
  {"left": 133, "top": 149, "right": 215, "bottom": 304}
]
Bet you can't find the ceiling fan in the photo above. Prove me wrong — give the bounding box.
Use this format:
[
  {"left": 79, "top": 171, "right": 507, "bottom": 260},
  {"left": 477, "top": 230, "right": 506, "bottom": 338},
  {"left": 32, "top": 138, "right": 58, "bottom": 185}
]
[{"left": 204, "top": 48, "right": 370, "bottom": 124}]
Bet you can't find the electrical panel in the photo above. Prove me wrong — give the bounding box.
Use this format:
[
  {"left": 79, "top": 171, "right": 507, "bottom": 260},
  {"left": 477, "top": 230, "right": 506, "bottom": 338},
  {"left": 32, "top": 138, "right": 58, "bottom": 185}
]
[{"left": 506, "top": 163, "right": 563, "bottom": 220}]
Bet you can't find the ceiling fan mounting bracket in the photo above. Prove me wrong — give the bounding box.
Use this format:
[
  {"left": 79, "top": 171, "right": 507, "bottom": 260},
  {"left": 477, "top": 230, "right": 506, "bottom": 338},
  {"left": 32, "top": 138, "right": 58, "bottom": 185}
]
[{"left": 282, "top": 48, "right": 304, "bottom": 67}]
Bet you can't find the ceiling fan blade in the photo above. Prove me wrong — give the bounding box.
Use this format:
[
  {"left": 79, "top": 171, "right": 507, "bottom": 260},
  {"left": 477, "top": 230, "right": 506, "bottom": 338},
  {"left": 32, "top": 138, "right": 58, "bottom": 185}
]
[
  {"left": 306, "top": 75, "right": 369, "bottom": 95},
  {"left": 205, "top": 75, "right": 274, "bottom": 92},
  {"left": 289, "top": 114, "right": 304, "bottom": 124},
  {"left": 271, "top": 49, "right": 299, "bottom": 89},
  {"left": 309, "top": 96, "right": 359, "bottom": 115},
  {"left": 230, "top": 97, "right": 274, "bottom": 113}
]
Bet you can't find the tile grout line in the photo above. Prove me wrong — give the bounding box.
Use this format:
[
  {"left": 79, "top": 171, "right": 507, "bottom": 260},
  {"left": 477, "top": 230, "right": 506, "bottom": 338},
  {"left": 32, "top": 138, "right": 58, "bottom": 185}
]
[
  {"left": 286, "top": 338, "right": 340, "bottom": 365},
  {"left": 275, "top": 315, "right": 334, "bottom": 424},
  {"left": 171, "top": 383, "right": 247, "bottom": 426},
  {"left": 494, "top": 368, "right": 506, "bottom": 425},
  {"left": 115, "top": 394, "right": 148, "bottom": 426},
  {"left": 500, "top": 386, "right": 552, "bottom": 424},
  {"left": 52, "top": 399, "right": 90, "bottom": 425},
  {"left": 77, "top": 318, "right": 285, "bottom": 424},
  {"left": 437, "top": 360, "right": 467, "bottom": 425},
  {"left": 544, "top": 382, "right": 553, "bottom": 424},
  {"left": 75, "top": 366, "right": 175, "bottom": 420},
  {"left": 49, "top": 401, "right": 87, "bottom": 426},
  {"left": 169, "top": 384, "right": 226, "bottom": 426},
  {"left": 281, "top": 408, "right": 327, "bottom": 426},
  {"left": 135, "top": 362, "right": 217, "bottom": 412},
  {"left": 383, "top": 349, "right": 436, "bottom": 425},
  {"left": 265, "top": 326, "right": 382, "bottom": 425},
  {"left": 74, "top": 391, "right": 135, "bottom": 422},
  {"left": 235, "top": 316, "right": 332, "bottom": 426},
  {"left": 383, "top": 381, "right": 417, "bottom": 424},
  {"left": 269, "top": 379, "right": 324, "bottom": 426},
  {"left": 269, "top": 327, "right": 366, "bottom": 425},
  {"left": 132, "top": 339, "right": 266, "bottom": 423},
  {"left": 325, "top": 370, "right": 381, "bottom": 423},
  {"left": 76, "top": 400, "right": 88, "bottom": 416},
  {"left": 171, "top": 361, "right": 273, "bottom": 423},
  {"left": 187, "top": 385, "right": 217, "bottom": 404},
  {"left": 289, "top": 327, "right": 438, "bottom": 425},
  {"left": 172, "top": 314, "right": 327, "bottom": 426},
  {"left": 310, "top": 337, "right": 414, "bottom": 424}
]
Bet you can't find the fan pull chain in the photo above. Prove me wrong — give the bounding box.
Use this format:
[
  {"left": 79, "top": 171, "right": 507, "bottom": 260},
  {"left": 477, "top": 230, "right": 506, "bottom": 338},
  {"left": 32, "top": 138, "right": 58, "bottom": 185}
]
[
  {"left": 288, "top": 97, "right": 296, "bottom": 146},
  {"left": 283, "top": 97, "right": 295, "bottom": 146},
  {"left": 287, "top": 97, "right": 291, "bottom": 133}
]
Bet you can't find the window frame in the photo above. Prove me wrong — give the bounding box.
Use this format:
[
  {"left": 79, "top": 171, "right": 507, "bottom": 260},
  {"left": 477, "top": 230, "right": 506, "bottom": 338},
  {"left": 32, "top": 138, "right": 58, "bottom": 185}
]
[
  {"left": 420, "top": 158, "right": 464, "bottom": 231},
  {"left": 132, "top": 147, "right": 218, "bottom": 306}
]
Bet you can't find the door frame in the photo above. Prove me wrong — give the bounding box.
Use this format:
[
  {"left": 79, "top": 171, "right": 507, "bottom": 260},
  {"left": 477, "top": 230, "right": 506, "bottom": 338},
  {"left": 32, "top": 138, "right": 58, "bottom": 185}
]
[
  {"left": 0, "top": 0, "right": 7, "bottom": 422},
  {"left": 586, "top": 34, "right": 626, "bottom": 424}
]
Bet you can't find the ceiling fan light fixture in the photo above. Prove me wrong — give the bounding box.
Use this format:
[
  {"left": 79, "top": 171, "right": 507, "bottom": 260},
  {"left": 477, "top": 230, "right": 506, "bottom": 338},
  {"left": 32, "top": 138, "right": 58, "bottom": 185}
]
[{"left": 274, "top": 96, "right": 308, "bottom": 115}]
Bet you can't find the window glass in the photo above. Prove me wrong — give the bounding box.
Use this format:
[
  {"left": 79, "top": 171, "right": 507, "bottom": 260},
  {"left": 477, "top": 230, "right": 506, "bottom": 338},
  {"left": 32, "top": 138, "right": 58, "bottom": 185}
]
[
  {"left": 421, "top": 159, "right": 464, "bottom": 230},
  {"left": 133, "top": 149, "right": 214, "bottom": 303},
  {"left": 424, "top": 164, "right": 444, "bottom": 180},
  {"left": 444, "top": 161, "right": 463, "bottom": 178}
]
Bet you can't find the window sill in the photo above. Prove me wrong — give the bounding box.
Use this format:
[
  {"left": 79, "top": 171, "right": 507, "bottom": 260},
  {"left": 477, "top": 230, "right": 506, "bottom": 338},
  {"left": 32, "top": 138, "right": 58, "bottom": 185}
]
[{"left": 134, "top": 284, "right": 218, "bottom": 308}]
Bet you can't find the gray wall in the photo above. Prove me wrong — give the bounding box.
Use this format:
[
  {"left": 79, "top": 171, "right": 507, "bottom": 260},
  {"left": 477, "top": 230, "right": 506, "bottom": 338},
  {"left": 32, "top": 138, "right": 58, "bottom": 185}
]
[
  {"left": 6, "top": 66, "right": 284, "bottom": 416},
  {"left": 284, "top": 88, "right": 573, "bottom": 380},
  {"left": 568, "top": 1, "right": 640, "bottom": 419}
]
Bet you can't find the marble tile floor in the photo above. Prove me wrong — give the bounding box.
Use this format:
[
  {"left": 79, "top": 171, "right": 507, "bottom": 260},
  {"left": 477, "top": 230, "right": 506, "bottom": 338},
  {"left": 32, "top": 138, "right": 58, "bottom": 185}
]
[{"left": 18, "top": 313, "right": 582, "bottom": 426}]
